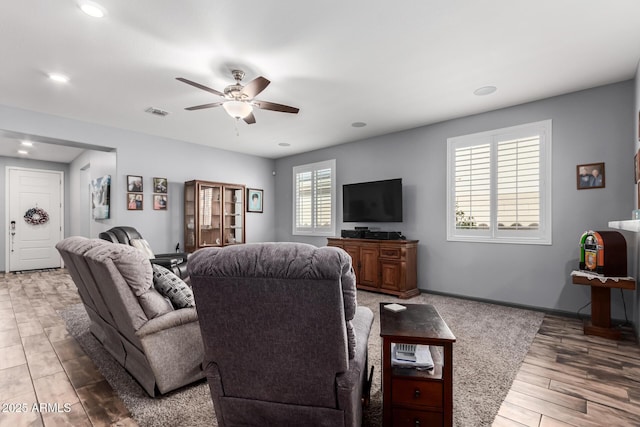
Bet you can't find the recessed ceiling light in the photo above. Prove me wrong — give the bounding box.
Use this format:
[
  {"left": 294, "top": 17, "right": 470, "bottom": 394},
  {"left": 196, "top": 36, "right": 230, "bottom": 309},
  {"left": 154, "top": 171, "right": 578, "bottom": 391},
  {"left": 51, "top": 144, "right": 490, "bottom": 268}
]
[
  {"left": 278, "top": 142, "right": 291, "bottom": 147},
  {"left": 474, "top": 86, "right": 497, "bottom": 96},
  {"left": 79, "top": 1, "right": 106, "bottom": 18},
  {"left": 351, "top": 122, "right": 367, "bottom": 128},
  {"left": 20, "top": 141, "right": 33, "bottom": 147},
  {"left": 48, "top": 73, "right": 70, "bottom": 83},
  {"left": 17, "top": 150, "right": 29, "bottom": 155}
]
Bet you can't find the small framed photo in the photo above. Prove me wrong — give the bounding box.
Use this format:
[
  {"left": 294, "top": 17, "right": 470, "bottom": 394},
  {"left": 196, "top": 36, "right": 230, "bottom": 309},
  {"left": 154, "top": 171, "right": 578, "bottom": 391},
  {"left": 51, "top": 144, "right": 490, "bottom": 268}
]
[
  {"left": 577, "top": 162, "right": 605, "bottom": 190},
  {"left": 127, "top": 193, "right": 143, "bottom": 210},
  {"left": 153, "top": 177, "right": 168, "bottom": 194},
  {"left": 153, "top": 194, "right": 168, "bottom": 210},
  {"left": 127, "top": 175, "right": 143, "bottom": 192},
  {"left": 247, "top": 188, "right": 263, "bottom": 213}
]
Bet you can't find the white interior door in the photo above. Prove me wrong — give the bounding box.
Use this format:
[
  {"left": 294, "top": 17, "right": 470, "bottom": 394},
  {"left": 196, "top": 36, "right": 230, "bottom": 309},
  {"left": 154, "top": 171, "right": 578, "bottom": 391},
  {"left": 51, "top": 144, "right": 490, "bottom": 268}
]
[{"left": 7, "top": 168, "right": 63, "bottom": 272}]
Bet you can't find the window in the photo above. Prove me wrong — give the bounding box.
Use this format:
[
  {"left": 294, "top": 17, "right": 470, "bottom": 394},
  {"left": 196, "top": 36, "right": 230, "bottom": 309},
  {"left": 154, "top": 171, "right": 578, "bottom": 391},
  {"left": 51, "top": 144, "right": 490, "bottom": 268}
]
[
  {"left": 292, "top": 159, "right": 336, "bottom": 236},
  {"left": 447, "top": 120, "right": 552, "bottom": 244}
]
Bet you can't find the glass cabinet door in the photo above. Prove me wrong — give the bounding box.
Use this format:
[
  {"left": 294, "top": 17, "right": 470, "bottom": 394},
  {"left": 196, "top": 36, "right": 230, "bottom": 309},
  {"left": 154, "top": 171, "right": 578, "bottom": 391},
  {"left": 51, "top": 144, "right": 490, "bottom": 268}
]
[
  {"left": 223, "top": 186, "right": 244, "bottom": 244},
  {"left": 185, "top": 180, "right": 246, "bottom": 252},
  {"left": 184, "top": 181, "right": 196, "bottom": 252},
  {"left": 198, "top": 183, "right": 222, "bottom": 247}
]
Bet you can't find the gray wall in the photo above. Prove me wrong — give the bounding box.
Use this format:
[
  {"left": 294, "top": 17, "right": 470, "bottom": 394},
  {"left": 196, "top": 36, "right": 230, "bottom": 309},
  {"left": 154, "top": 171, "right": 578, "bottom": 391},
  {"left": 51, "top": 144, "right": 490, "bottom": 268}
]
[
  {"left": 0, "top": 104, "right": 276, "bottom": 272},
  {"left": 275, "top": 81, "right": 635, "bottom": 319}
]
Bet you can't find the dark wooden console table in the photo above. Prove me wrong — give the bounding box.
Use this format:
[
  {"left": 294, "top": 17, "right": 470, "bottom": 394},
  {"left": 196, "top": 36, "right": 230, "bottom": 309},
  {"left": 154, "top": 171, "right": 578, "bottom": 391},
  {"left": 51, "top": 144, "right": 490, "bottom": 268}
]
[
  {"left": 380, "top": 303, "right": 456, "bottom": 426},
  {"left": 571, "top": 272, "right": 636, "bottom": 340}
]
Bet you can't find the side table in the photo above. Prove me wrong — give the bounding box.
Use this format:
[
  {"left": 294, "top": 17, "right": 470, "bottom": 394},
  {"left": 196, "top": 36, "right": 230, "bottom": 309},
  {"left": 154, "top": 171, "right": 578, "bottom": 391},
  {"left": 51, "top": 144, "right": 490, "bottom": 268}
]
[
  {"left": 380, "top": 303, "right": 456, "bottom": 427},
  {"left": 571, "top": 271, "right": 636, "bottom": 340}
]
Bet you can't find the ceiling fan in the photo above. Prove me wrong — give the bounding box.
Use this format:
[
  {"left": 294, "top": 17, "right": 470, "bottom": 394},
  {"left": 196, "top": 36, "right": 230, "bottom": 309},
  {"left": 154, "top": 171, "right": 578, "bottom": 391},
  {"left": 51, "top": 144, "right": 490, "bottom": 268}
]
[{"left": 176, "top": 70, "right": 299, "bottom": 124}]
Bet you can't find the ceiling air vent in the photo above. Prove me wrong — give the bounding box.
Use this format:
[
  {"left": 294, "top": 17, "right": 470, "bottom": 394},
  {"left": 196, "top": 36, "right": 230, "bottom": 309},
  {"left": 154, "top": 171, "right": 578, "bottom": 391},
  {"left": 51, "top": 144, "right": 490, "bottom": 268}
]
[{"left": 145, "top": 107, "right": 169, "bottom": 117}]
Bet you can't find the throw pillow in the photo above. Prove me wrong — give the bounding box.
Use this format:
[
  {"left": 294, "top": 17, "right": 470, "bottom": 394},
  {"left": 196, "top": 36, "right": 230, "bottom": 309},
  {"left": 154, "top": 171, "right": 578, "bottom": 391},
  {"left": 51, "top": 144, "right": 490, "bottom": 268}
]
[
  {"left": 152, "top": 264, "right": 195, "bottom": 309},
  {"left": 138, "top": 288, "right": 174, "bottom": 319},
  {"left": 130, "top": 238, "right": 156, "bottom": 259}
]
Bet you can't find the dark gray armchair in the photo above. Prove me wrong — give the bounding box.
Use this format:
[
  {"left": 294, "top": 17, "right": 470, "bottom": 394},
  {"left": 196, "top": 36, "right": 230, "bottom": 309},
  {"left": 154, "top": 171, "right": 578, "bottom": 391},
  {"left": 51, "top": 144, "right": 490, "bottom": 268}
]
[
  {"left": 99, "top": 226, "right": 188, "bottom": 279},
  {"left": 189, "top": 242, "right": 374, "bottom": 427}
]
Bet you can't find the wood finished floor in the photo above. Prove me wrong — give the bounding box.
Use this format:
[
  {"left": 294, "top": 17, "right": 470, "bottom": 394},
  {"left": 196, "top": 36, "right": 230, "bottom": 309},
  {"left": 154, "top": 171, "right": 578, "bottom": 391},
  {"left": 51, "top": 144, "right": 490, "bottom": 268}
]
[
  {"left": 1, "top": 269, "right": 639, "bottom": 426},
  {"left": 494, "top": 315, "right": 640, "bottom": 426}
]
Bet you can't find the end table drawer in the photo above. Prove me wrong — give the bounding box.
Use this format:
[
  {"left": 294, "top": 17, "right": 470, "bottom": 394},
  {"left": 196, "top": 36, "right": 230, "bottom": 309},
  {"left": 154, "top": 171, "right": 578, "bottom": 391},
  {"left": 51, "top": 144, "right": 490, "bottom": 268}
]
[
  {"left": 392, "top": 408, "right": 443, "bottom": 426},
  {"left": 392, "top": 378, "right": 443, "bottom": 408}
]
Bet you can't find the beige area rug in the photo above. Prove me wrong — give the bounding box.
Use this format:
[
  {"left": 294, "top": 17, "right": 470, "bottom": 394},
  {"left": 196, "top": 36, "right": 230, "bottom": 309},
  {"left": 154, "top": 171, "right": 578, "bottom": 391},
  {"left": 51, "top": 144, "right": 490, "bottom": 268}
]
[{"left": 59, "top": 290, "right": 544, "bottom": 427}]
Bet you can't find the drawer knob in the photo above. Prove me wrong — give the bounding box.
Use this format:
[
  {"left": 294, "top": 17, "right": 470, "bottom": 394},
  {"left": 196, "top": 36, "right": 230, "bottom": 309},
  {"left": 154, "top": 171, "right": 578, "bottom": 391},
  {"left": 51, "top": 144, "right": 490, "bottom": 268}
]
[
  {"left": 414, "top": 419, "right": 421, "bottom": 427},
  {"left": 414, "top": 388, "right": 421, "bottom": 398}
]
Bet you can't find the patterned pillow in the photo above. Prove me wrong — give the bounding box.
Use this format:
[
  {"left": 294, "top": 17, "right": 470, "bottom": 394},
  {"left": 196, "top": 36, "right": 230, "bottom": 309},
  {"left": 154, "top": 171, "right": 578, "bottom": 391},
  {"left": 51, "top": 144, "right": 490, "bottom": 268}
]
[{"left": 151, "top": 264, "right": 195, "bottom": 309}]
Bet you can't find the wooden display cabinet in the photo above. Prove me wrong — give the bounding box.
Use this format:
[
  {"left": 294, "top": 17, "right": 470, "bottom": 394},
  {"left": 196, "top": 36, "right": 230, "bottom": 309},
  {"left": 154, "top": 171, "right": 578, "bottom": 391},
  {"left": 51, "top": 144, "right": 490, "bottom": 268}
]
[
  {"left": 327, "top": 238, "right": 419, "bottom": 298},
  {"left": 184, "top": 180, "right": 245, "bottom": 253}
]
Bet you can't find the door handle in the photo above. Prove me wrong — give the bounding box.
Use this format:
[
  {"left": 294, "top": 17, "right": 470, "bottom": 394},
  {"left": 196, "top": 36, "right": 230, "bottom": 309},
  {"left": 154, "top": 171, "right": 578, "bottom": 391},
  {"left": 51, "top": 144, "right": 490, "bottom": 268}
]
[{"left": 10, "top": 220, "right": 16, "bottom": 252}]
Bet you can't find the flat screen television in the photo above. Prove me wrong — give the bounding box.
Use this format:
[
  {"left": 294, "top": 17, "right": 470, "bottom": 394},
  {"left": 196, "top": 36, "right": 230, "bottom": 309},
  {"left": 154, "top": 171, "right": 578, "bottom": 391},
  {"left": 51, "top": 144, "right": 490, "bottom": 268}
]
[{"left": 343, "top": 178, "right": 403, "bottom": 222}]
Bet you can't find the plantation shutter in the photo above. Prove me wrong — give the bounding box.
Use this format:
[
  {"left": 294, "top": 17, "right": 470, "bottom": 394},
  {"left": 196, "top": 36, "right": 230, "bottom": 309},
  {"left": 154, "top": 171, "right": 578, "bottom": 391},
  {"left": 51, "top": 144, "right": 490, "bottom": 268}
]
[
  {"left": 496, "top": 136, "right": 540, "bottom": 230},
  {"left": 295, "top": 171, "right": 313, "bottom": 229},
  {"left": 315, "top": 167, "right": 333, "bottom": 230},
  {"left": 454, "top": 143, "right": 491, "bottom": 229},
  {"left": 447, "top": 120, "right": 551, "bottom": 244},
  {"left": 293, "top": 159, "right": 336, "bottom": 235}
]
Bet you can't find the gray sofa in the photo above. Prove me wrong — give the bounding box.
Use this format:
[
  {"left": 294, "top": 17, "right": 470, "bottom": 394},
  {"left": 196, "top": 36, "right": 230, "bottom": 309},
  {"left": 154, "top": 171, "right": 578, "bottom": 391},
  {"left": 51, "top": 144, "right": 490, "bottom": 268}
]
[
  {"left": 56, "top": 236, "right": 204, "bottom": 396},
  {"left": 189, "top": 242, "right": 374, "bottom": 427}
]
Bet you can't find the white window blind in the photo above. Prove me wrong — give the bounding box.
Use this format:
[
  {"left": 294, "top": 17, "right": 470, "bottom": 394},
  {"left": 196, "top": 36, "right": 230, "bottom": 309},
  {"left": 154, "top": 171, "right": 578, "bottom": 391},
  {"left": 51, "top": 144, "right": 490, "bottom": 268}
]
[
  {"left": 496, "top": 137, "right": 540, "bottom": 230},
  {"left": 447, "top": 120, "right": 551, "bottom": 244},
  {"left": 455, "top": 143, "right": 491, "bottom": 229},
  {"left": 293, "top": 159, "right": 336, "bottom": 236}
]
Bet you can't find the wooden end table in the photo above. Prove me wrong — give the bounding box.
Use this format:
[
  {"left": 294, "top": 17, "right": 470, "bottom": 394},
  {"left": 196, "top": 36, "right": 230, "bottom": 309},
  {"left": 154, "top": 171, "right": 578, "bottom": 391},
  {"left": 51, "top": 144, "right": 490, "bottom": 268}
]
[
  {"left": 380, "top": 303, "right": 456, "bottom": 427},
  {"left": 571, "top": 273, "right": 636, "bottom": 340}
]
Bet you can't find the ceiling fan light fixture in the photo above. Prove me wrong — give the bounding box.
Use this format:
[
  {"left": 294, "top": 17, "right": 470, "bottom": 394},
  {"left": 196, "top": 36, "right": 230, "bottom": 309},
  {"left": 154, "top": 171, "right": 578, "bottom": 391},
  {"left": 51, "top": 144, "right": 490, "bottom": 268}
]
[{"left": 223, "top": 101, "right": 253, "bottom": 119}]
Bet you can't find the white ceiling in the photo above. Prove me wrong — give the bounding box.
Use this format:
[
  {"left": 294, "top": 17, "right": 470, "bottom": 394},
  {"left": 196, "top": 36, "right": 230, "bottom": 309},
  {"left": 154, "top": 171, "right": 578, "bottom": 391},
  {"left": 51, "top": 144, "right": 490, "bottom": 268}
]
[{"left": 1, "top": 1, "right": 639, "bottom": 161}]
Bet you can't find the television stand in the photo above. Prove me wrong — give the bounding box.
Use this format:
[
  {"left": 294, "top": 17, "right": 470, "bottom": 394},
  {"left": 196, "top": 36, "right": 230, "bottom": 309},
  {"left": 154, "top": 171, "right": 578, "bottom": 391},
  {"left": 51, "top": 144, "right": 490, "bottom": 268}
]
[{"left": 327, "top": 237, "right": 418, "bottom": 298}]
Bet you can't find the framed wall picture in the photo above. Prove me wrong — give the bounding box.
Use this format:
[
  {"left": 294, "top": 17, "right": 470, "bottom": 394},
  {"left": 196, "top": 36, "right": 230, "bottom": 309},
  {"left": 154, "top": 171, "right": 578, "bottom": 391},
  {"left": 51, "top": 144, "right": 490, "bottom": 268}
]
[
  {"left": 127, "top": 193, "right": 143, "bottom": 210},
  {"left": 577, "top": 162, "right": 605, "bottom": 190},
  {"left": 91, "top": 175, "right": 111, "bottom": 219},
  {"left": 635, "top": 151, "right": 640, "bottom": 183},
  {"left": 153, "top": 194, "right": 168, "bottom": 210},
  {"left": 247, "top": 188, "right": 263, "bottom": 213},
  {"left": 153, "top": 177, "right": 168, "bottom": 193},
  {"left": 127, "top": 175, "right": 143, "bottom": 192}
]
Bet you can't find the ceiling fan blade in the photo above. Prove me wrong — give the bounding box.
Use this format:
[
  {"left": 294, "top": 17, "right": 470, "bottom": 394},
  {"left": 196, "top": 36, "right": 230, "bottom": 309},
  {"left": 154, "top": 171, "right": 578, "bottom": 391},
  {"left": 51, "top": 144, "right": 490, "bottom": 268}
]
[
  {"left": 254, "top": 100, "right": 299, "bottom": 114},
  {"left": 241, "top": 76, "right": 270, "bottom": 99},
  {"left": 185, "top": 102, "right": 223, "bottom": 111},
  {"left": 243, "top": 112, "right": 257, "bottom": 124},
  {"left": 176, "top": 77, "right": 224, "bottom": 97}
]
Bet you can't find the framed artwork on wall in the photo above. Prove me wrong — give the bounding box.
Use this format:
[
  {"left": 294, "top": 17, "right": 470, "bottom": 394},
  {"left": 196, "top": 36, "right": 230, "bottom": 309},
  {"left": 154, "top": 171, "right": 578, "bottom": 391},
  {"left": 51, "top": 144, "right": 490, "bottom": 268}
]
[
  {"left": 247, "top": 188, "right": 263, "bottom": 213},
  {"left": 153, "top": 177, "right": 168, "bottom": 193},
  {"left": 127, "top": 175, "right": 143, "bottom": 192},
  {"left": 127, "top": 193, "right": 143, "bottom": 210},
  {"left": 635, "top": 151, "right": 640, "bottom": 183},
  {"left": 153, "top": 194, "right": 168, "bottom": 210},
  {"left": 91, "top": 175, "right": 111, "bottom": 219},
  {"left": 577, "top": 162, "right": 605, "bottom": 190}
]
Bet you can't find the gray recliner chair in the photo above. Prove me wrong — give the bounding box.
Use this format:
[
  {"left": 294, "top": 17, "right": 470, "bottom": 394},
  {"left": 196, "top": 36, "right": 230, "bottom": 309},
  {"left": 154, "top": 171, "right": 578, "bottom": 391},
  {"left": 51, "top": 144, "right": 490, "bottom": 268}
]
[
  {"left": 189, "top": 242, "right": 374, "bottom": 427},
  {"left": 56, "top": 236, "right": 204, "bottom": 396},
  {"left": 99, "top": 226, "right": 189, "bottom": 279}
]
